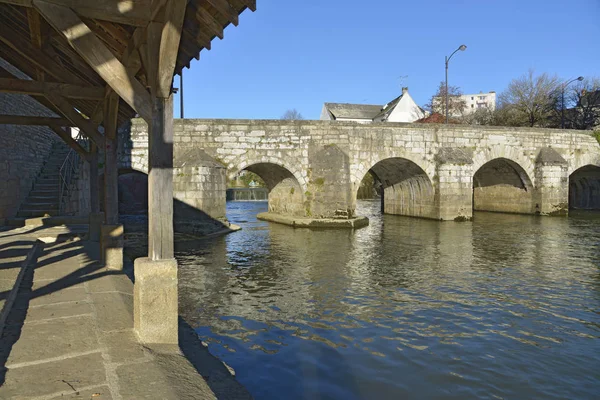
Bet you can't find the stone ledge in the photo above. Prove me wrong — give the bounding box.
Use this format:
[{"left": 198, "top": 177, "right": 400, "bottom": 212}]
[{"left": 257, "top": 212, "right": 369, "bottom": 229}]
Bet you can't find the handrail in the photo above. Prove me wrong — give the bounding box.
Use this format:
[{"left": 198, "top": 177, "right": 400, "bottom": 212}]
[{"left": 58, "top": 131, "right": 89, "bottom": 215}]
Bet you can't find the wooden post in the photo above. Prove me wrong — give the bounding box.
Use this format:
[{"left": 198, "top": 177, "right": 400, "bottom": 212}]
[
  {"left": 103, "top": 93, "right": 119, "bottom": 225},
  {"left": 148, "top": 94, "right": 174, "bottom": 260},
  {"left": 90, "top": 142, "right": 100, "bottom": 213},
  {"left": 88, "top": 142, "right": 103, "bottom": 242}
]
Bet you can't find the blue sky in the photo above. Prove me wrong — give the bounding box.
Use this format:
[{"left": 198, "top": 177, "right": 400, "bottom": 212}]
[{"left": 174, "top": 0, "right": 600, "bottom": 120}]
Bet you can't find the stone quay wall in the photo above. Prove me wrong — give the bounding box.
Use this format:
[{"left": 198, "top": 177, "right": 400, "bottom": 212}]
[
  {"left": 0, "top": 92, "right": 58, "bottom": 223},
  {"left": 119, "top": 118, "right": 600, "bottom": 221}
]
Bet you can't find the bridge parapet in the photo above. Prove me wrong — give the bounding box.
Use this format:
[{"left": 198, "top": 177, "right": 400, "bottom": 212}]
[{"left": 119, "top": 118, "right": 600, "bottom": 224}]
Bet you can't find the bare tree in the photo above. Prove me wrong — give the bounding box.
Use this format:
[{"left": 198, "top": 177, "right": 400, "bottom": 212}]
[
  {"left": 560, "top": 77, "right": 600, "bottom": 130},
  {"left": 424, "top": 81, "right": 467, "bottom": 118},
  {"left": 281, "top": 109, "right": 304, "bottom": 120},
  {"left": 497, "top": 69, "right": 560, "bottom": 127}
]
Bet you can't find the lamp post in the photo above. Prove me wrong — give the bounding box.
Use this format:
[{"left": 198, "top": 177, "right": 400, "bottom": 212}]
[
  {"left": 445, "top": 44, "right": 467, "bottom": 124},
  {"left": 561, "top": 76, "right": 583, "bottom": 129}
]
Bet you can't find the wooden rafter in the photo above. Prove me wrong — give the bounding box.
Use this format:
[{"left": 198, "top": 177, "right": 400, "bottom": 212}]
[
  {"left": 205, "top": 0, "right": 238, "bottom": 26},
  {"left": 44, "top": 91, "right": 105, "bottom": 146},
  {"left": 34, "top": 0, "right": 153, "bottom": 121},
  {"left": 195, "top": 6, "right": 223, "bottom": 40},
  {"left": 0, "top": 0, "right": 153, "bottom": 26},
  {"left": 25, "top": 8, "right": 44, "bottom": 81},
  {"left": 0, "top": 77, "right": 105, "bottom": 99}
]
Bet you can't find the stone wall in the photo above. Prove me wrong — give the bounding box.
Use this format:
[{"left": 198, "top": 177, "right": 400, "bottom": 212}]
[
  {"left": 0, "top": 58, "right": 58, "bottom": 223},
  {"left": 63, "top": 158, "right": 92, "bottom": 217},
  {"left": 569, "top": 165, "right": 600, "bottom": 209},
  {"left": 473, "top": 159, "right": 533, "bottom": 214},
  {"left": 120, "top": 118, "right": 600, "bottom": 221}
]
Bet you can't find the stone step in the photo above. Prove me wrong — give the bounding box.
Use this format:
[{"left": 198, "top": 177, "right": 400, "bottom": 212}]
[
  {"left": 16, "top": 210, "right": 59, "bottom": 218},
  {"left": 27, "top": 196, "right": 59, "bottom": 203},
  {"left": 30, "top": 190, "right": 58, "bottom": 197},
  {"left": 36, "top": 178, "right": 59, "bottom": 185},
  {"left": 20, "top": 202, "right": 58, "bottom": 211},
  {"left": 34, "top": 184, "right": 59, "bottom": 191}
]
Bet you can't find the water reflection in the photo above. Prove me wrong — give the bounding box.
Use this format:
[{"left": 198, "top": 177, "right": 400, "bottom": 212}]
[{"left": 178, "top": 201, "right": 600, "bottom": 400}]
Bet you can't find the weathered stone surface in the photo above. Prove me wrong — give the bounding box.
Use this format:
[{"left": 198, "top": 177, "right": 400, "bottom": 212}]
[
  {"left": 0, "top": 352, "right": 107, "bottom": 398},
  {"left": 88, "top": 212, "right": 104, "bottom": 242},
  {"left": 134, "top": 257, "right": 178, "bottom": 344},
  {"left": 91, "top": 291, "right": 134, "bottom": 332},
  {"left": 118, "top": 119, "right": 600, "bottom": 221},
  {"left": 6, "top": 315, "right": 99, "bottom": 365}
]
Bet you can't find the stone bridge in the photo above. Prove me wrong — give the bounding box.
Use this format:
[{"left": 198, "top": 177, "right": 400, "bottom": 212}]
[{"left": 118, "top": 119, "right": 600, "bottom": 224}]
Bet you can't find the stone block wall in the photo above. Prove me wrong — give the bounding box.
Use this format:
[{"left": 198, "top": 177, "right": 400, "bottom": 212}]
[
  {"left": 63, "top": 158, "right": 92, "bottom": 216},
  {"left": 0, "top": 89, "right": 58, "bottom": 223},
  {"left": 120, "top": 118, "right": 600, "bottom": 222}
]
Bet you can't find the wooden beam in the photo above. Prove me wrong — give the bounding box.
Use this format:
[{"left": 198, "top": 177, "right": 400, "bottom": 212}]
[
  {"left": 0, "top": 77, "right": 105, "bottom": 100},
  {"left": 0, "top": 64, "right": 62, "bottom": 115},
  {"left": 44, "top": 92, "right": 105, "bottom": 146},
  {"left": 205, "top": 0, "right": 238, "bottom": 26},
  {"left": 0, "top": 0, "right": 153, "bottom": 26},
  {"left": 196, "top": 6, "right": 224, "bottom": 40},
  {"left": 35, "top": 0, "right": 153, "bottom": 122},
  {"left": 26, "top": 8, "right": 45, "bottom": 81},
  {"left": 0, "top": 115, "right": 70, "bottom": 125},
  {"left": 48, "top": 124, "right": 91, "bottom": 161},
  {"left": 146, "top": 0, "right": 186, "bottom": 98},
  {"left": 0, "top": 20, "right": 87, "bottom": 86},
  {"left": 243, "top": 0, "right": 256, "bottom": 12}
]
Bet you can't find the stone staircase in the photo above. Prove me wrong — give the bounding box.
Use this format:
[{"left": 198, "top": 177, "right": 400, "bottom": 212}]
[{"left": 16, "top": 142, "right": 71, "bottom": 218}]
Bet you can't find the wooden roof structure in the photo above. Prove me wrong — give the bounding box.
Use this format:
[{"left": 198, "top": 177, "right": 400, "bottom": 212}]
[{"left": 0, "top": 0, "right": 255, "bottom": 137}]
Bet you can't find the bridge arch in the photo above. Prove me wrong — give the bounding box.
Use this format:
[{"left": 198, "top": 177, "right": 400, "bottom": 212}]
[
  {"left": 473, "top": 157, "right": 535, "bottom": 214},
  {"left": 569, "top": 164, "right": 600, "bottom": 210},
  {"left": 356, "top": 157, "right": 436, "bottom": 219},
  {"left": 231, "top": 161, "right": 305, "bottom": 217}
]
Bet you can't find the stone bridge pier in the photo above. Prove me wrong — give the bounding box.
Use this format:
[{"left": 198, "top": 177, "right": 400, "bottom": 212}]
[{"left": 119, "top": 119, "right": 600, "bottom": 227}]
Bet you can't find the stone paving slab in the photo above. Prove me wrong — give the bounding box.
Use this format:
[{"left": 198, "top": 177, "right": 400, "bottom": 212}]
[
  {"left": 0, "top": 352, "right": 107, "bottom": 398},
  {"left": 0, "top": 225, "right": 251, "bottom": 399},
  {"left": 6, "top": 315, "right": 99, "bottom": 366}
]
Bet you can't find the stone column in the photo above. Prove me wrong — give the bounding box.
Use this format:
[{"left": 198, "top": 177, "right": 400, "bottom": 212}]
[
  {"left": 435, "top": 149, "right": 474, "bottom": 221},
  {"left": 88, "top": 143, "right": 103, "bottom": 241},
  {"left": 134, "top": 95, "right": 178, "bottom": 344},
  {"left": 534, "top": 148, "right": 569, "bottom": 216},
  {"left": 101, "top": 93, "right": 124, "bottom": 270}
]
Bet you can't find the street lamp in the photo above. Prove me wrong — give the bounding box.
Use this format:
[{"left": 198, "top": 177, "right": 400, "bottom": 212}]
[
  {"left": 561, "top": 76, "right": 584, "bottom": 129},
  {"left": 445, "top": 44, "right": 467, "bottom": 124}
]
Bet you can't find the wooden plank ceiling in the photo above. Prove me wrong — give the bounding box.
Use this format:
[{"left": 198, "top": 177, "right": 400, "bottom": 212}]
[{"left": 0, "top": 0, "right": 256, "bottom": 127}]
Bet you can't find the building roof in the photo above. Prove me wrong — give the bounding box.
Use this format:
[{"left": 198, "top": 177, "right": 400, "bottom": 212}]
[
  {"left": 324, "top": 103, "right": 382, "bottom": 120},
  {"left": 0, "top": 1, "right": 255, "bottom": 126},
  {"left": 373, "top": 95, "right": 401, "bottom": 120}
]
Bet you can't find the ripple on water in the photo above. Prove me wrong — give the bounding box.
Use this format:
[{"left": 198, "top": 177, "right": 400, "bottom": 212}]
[{"left": 174, "top": 201, "right": 600, "bottom": 400}]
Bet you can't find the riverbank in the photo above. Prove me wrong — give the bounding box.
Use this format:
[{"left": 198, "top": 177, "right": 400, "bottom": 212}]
[{"left": 0, "top": 224, "right": 251, "bottom": 399}]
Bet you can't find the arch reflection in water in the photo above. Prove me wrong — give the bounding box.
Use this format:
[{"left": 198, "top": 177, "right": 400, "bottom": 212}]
[{"left": 177, "top": 201, "right": 600, "bottom": 400}]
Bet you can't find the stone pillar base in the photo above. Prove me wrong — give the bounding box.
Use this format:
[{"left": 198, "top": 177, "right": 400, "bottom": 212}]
[
  {"left": 134, "top": 257, "right": 178, "bottom": 345},
  {"left": 88, "top": 212, "right": 104, "bottom": 242},
  {"left": 101, "top": 224, "right": 124, "bottom": 270}
]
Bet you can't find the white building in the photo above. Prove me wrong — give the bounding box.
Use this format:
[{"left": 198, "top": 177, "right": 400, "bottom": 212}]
[
  {"left": 461, "top": 91, "right": 496, "bottom": 114},
  {"left": 320, "top": 87, "right": 427, "bottom": 123},
  {"left": 433, "top": 91, "right": 496, "bottom": 117}
]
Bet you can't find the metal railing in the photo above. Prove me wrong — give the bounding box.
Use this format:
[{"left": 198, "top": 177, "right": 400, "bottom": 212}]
[{"left": 58, "top": 132, "right": 89, "bottom": 215}]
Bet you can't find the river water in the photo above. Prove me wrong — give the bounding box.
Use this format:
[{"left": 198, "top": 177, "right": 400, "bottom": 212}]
[{"left": 177, "top": 201, "right": 600, "bottom": 399}]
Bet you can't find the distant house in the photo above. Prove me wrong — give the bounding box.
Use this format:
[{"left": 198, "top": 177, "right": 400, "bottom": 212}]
[
  {"left": 320, "top": 87, "right": 427, "bottom": 123},
  {"left": 433, "top": 91, "right": 496, "bottom": 117}
]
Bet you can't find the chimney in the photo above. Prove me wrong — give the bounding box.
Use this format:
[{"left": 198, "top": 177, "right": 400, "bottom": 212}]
[{"left": 402, "top": 87, "right": 408, "bottom": 95}]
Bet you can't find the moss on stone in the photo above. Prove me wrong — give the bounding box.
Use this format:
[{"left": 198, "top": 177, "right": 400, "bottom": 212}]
[
  {"left": 313, "top": 177, "right": 325, "bottom": 186},
  {"left": 290, "top": 187, "right": 295, "bottom": 195}
]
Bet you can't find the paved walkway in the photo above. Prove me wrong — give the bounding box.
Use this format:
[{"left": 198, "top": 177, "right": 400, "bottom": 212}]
[{"left": 0, "top": 225, "right": 251, "bottom": 399}]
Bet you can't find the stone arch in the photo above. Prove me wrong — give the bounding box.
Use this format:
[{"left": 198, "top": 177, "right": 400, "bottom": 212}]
[
  {"left": 567, "top": 152, "right": 600, "bottom": 176},
  {"left": 473, "top": 157, "right": 535, "bottom": 214},
  {"left": 117, "top": 169, "right": 148, "bottom": 215},
  {"left": 569, "top": 164, "right": 600, "bottom": 210},
  {"left": 357, "top": 156, "right": 436, "bottom": 219},
  {"left": 472, "top": 144, "right": 536, "bottom": 188},
  {"left": 233, "top": 162, "right": 305, "bottom": 217},
  {"left": 351, "top": 151, "right": 435, "bottom": 189},
  {"left": 227, "top": 153, "right": 307, "bottom": 191}
]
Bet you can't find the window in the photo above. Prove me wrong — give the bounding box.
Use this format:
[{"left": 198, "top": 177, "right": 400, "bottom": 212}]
[
  {"left": 471, "top": 97, "right": 474, "bottom": 100},
  {"left": 471, "top": 104, "right": 474, "bottom": 108},
  {"left": 479, "top": 96, "right": 486, "bottom": 100}
]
